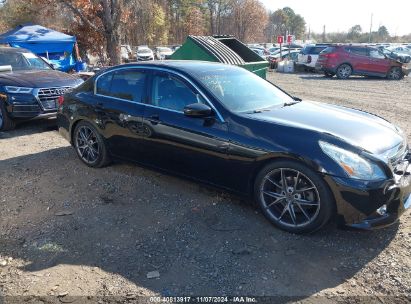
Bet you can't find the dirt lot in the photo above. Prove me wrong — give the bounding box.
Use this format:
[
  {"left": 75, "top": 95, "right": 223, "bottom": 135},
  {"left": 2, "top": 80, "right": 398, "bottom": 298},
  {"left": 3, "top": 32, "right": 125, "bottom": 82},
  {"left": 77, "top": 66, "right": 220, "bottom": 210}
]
[{"left": 0, "top": 72, "right": 411, "bottom": 303}]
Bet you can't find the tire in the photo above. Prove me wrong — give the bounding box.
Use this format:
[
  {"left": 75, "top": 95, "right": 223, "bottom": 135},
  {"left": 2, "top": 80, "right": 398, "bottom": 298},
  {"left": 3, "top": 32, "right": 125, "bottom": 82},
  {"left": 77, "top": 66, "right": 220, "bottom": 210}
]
[
  {"left": 324, "top": 72, "right": 335, "bottom": 78},
  {"left": 0, "top": 100, "right": 16, "bottom": 131},
  {"left": 73, "top": 121, "right": 111, "bottom": 168},
  {"left": 387, "top": 67, "right": 404, "bottom": 80},
  {"left": 254, "top": 160, "right": 335, "bottom": 234},
  {"left": 336, "top": 64, "right": 352, "bottom": 79}
]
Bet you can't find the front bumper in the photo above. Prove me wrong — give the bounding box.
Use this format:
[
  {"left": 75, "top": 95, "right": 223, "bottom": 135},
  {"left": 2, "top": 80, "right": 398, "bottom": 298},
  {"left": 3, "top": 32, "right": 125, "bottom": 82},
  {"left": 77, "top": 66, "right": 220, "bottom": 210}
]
[{"left": 324, "top": 154, "right": 411, "bottom": 230}]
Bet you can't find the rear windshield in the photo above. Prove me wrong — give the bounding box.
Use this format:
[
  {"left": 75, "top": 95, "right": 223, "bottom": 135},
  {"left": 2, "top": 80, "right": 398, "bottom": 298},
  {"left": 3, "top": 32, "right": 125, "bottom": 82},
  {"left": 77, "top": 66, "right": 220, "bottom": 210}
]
[{"left": 302, "top": 46, "right": 327, "bottom": 55}]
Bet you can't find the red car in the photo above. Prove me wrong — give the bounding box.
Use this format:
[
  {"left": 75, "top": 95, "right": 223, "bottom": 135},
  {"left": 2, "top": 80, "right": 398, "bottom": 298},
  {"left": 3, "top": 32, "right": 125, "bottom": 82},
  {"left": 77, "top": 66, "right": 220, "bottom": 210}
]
[{"left": 316, "top": 45, "right": 404, "bottom": 80}]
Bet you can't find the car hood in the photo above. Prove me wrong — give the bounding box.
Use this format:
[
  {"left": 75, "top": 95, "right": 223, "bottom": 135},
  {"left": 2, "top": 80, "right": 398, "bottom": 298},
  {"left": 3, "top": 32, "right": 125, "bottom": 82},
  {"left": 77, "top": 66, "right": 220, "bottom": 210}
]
[
  {"left": 0, "top": 70, "right": 83, "bottom": 88},
  {"left": 244, "top": 101, "right": 405, "bottom": 155}
]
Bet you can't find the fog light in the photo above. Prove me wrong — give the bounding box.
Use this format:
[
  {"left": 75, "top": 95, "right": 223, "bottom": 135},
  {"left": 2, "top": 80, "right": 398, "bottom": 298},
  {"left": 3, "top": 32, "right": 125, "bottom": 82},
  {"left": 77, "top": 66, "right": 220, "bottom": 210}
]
[{"left": 376, "top": 205, "right": 387, "bottom": 215}]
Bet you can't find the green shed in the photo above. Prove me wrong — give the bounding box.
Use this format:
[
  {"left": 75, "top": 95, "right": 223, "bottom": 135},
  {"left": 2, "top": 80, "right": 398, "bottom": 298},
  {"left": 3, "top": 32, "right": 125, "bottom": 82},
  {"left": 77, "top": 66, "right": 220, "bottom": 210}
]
[{"left": 170, "top": 35, "right": 268, "bottom": 79}]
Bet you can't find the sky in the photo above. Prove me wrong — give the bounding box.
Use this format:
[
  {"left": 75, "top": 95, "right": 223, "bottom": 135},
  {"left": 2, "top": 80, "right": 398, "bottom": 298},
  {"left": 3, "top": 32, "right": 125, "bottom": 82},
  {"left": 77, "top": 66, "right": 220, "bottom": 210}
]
[{"left": 260, "top": 0, "right": 411, "bottom": 36}]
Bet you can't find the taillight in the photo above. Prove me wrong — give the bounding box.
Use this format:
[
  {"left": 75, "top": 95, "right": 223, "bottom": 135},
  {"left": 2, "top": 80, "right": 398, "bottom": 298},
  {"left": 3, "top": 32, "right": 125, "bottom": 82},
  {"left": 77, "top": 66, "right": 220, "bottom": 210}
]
[
  {"left": 307, "top": 55, "right": 312, "bottom": 63},
  {"left": 324, "top": 53, "right": 338, "bottom": 58},
  {"left": 57, "top": 95, "right": 64, "bottom": 106}
]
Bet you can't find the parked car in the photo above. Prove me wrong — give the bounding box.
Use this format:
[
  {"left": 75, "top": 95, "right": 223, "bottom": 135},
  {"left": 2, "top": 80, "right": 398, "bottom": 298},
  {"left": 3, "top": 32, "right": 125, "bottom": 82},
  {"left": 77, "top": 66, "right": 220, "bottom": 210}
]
[
  {"left": 0, "top": 47, "right": 83, "bottom": 131},
  {"left": 136, "top": 46, "right": 154, "bottom": 61},
  {"left": 250, "top": 47, "right": 268, "bottom": 60},
  {"left": 271, "top": 47, "right": 300, "bottom": 56},
  {"left": 382, "top": 48, "right": 411, "bottom": 63},
  {"left": 57, "top": 61, "right": 410, "bottom": 234},
  {"left": 387, "top": 46, "right": 411, "bottom": 55},
  {"left": 155, "top": 47, "right": 173, "bottom": 60},
  {"left": 120, "top": 46, "right": 130, "bottom": 62},
  {"left": 268, "top": 50, "right": 300, "bottom": 69},
  {"left": 297, "top": 44, "right": 328, "bottom": 70},
  {"left": 316, "top": 45, "right": 405, "bottom": 80}
]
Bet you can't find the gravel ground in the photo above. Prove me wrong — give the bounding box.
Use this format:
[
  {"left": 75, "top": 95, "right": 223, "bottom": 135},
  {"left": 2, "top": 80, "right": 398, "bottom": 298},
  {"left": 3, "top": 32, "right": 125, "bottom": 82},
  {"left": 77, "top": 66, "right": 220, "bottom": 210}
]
[{"left": 0, "top": 72, "right": 410, "bottom": 303}]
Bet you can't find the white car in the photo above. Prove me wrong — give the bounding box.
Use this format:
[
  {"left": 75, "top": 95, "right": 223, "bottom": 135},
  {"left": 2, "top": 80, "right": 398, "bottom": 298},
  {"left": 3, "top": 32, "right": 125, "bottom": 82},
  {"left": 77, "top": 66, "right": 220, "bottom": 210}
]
[
  {"left": 387, "top": 46, "right": 411, "bottom": 55},
  {"left": 155, "top": 47, "right": 173, "bottom": 60},
  {"left": 120, "top": 46, "right": 130, "bottom": 62},
  {"left": 136, "top": 46, "right": 154, "bottom": 61},
  {"left": 297, "top": 44, "right": 328, "bottom": 70},
  {"left": 250, "top": 47, "right": 268, "bottom": 60}
]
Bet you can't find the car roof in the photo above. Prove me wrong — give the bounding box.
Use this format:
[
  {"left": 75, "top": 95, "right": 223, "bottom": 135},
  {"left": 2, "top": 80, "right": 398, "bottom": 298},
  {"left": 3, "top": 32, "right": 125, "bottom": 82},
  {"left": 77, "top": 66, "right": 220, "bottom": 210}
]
[{"left": 101, "top": 61, "right": 244, "bottom": 76}]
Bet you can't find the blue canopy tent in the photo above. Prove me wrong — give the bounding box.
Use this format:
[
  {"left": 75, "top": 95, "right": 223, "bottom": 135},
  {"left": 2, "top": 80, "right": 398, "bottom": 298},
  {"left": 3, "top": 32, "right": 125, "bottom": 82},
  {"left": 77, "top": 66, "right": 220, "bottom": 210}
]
[{"left": 0, "top": 24, "right": 84, "bottom": 72}]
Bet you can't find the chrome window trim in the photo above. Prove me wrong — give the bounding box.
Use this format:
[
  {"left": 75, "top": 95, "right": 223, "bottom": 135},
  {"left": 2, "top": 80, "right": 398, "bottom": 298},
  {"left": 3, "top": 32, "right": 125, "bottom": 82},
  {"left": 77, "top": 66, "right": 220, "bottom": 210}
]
[{"left": 93, "top": 66, "right": 225, "bottom": 123}]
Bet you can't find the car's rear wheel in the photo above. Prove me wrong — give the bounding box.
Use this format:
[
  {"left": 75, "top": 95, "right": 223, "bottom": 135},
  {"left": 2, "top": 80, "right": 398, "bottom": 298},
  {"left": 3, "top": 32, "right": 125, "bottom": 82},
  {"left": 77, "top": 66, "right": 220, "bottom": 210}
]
[
  {"left": 0, "top": 100, "right": 16, "bottom": 131},
  {"left": 73, "top": 121, "right": 110, "bottom": 168},
  {"left": 387, "top": 67, "right": 404, "bottom": 80},
  {"left": 254, "top": 160, "right": 335, "bottom": 234},
  {"left": 336, "top": 64, "right": 352, "bottom": 79}
]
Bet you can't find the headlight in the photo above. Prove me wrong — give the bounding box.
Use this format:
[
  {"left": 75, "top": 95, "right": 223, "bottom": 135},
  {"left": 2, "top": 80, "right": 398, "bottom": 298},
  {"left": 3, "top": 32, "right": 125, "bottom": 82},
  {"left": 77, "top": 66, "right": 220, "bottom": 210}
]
[
  {"left": 5, "top": 86, "right": 33, "bottom": 94},
  {"left": 319, "top": 141, "right": 386, "bottom": 180}
]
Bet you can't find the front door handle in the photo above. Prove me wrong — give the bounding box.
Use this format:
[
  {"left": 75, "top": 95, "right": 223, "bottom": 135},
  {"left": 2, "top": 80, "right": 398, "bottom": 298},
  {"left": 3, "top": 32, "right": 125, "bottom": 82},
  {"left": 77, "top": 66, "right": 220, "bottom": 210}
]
[
  {"left": 147, "top": 114, "right": 160, "bottom": 125},
  {"left": 95, "top": 102, "right": 104, "bottom": 113}
]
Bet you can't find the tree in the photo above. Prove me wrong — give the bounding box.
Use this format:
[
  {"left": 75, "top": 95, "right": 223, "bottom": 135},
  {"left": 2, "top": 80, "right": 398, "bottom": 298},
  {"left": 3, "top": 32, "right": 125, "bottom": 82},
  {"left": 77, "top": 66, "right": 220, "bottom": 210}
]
[
  {"left": 51, "top": 0, "right": 135, "bottom": 65},
  {"left": 348, "top": 24, "right": 362, "bottom": 41},
  {"left": 377, "top": 25, "right": 389, "bottom": 41},
  {"left": 266, "top": 7, "right": 305, "bottom": 41},
  {"left": 231, "top": 0, "right": 268, "bottom": 42}
]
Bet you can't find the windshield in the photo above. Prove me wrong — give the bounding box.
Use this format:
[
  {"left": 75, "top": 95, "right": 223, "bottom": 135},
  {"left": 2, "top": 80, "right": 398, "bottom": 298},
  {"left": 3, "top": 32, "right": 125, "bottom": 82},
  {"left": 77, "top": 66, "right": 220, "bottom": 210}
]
[
  {"left": 158, "top": 47, "right": 172, "bottom": 52},
  {"left": 0, "top": 51, "right": 51, "bottom": 71},
  {"left": 196, "top": 67, "right": 294, "bottom": 113},
  {"left": 138, "top": 49, "right": 151, "bottom": 54}
]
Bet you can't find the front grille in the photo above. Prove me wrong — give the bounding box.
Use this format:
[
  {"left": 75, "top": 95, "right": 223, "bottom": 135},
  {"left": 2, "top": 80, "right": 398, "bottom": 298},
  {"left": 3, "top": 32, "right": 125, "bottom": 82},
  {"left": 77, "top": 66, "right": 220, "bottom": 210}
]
[
  {"left": 37, "top": 87, "right": 72, "bottom": 111},
  {"left": 12, "top": 104, "right": 41, "bottom": 113}
]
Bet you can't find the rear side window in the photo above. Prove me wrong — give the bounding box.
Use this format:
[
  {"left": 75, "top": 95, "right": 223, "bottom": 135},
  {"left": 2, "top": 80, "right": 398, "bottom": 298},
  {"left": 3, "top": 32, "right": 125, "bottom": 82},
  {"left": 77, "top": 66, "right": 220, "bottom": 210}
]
[
  {"left": 321, "top": 47, "right": 335, "bottom": 54},
  {"left": 95, "top": 69, "right": 146, "bottom": 102},
  {"left": 302, "top": 46, "right": 327, "bottom": 55},
  {"left": 96, "top": 73, "right": 113, "bottom": 96},
  {"left": 346, "top": 47, "right": 367, "bottom": 56}
]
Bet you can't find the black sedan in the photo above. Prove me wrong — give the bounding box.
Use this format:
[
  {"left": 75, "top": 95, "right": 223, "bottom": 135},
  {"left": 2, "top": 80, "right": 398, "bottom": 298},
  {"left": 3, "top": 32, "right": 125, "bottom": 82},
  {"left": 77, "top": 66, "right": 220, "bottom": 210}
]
[{"left": 57, "top": 61, "right": 411, "bottom": 233}]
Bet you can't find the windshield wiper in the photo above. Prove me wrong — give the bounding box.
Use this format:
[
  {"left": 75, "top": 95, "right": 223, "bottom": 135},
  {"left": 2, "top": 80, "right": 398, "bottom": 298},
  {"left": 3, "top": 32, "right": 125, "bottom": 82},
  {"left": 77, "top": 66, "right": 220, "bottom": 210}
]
[
  {"left": 283, "top": 98, "right": 302, "bottom": 107},
  {"left": 246, "top": 108, "right": 271, "bottom": 114}
]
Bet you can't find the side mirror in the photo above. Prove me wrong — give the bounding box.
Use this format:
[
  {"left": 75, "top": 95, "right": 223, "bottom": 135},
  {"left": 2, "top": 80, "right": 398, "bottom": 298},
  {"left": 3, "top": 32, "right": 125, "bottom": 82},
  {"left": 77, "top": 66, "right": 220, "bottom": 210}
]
[{"left": 183, "top": 103, "right": 213, "bottom": 118}]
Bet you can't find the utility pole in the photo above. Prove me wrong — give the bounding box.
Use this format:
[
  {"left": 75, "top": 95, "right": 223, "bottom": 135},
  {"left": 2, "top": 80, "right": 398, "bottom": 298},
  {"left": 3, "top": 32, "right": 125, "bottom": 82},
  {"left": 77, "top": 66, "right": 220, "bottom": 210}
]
[
  {"left": 369, "top": 13, "right": 373, "bottom": 43},
  {"left": 322, "top": 25, "right": 326, "bottom": 43}
]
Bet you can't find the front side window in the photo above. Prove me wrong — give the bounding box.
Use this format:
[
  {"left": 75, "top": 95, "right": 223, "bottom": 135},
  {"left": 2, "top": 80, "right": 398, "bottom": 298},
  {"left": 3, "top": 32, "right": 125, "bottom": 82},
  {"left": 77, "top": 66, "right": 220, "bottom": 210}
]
[
  {"left": 151, "top": 74, "right": 205, "bottom": 112},
  {"left": 369, "top": 48, "right": 386, "bottom": 59},
  {"left": 95, "top": 70, "right": 146, "bottom": 102},
  {"left": 196, "top": 67, "right": 294, "bottom": 113}
]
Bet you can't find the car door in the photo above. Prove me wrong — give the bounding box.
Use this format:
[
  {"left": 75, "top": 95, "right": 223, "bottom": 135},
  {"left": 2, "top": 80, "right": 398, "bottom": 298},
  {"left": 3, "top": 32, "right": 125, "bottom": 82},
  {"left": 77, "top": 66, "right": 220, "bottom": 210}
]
[
  {"left": 347, "top": 46, "right": 368, "bottom": 72},
  {"left": 140, "top": 71, "right": 231, "bottom": 186},
  {"left": 92, "top": 68, "right": 149, "bottom": 161},
  {"left": 367, "top": 48, "right": 391, "bottom": 75}
]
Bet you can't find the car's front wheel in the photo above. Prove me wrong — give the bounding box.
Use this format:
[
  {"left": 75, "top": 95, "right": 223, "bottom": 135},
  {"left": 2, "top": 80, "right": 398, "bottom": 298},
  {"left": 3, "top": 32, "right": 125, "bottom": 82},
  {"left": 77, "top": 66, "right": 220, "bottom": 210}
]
[
  {"left": 254, "top": 160, "right": 335, "bottom": 234},
  {"left": 0, "top": 100, "right": 16, "bottom": 131},
  {"left": 73, "top": 121, "right": 110, "bottom": 168},
  {"left": 387, "top": 67, "right": 404, "bottom": 80},
  {"left": 336, "top": 64, "right": 352, "bottom": 79}
]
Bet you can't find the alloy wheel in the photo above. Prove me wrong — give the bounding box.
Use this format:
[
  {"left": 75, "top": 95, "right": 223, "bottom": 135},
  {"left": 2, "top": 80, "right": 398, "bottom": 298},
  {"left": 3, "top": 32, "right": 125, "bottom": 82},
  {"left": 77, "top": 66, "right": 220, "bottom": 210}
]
[
  {"left": 388, "top": 68, "right": 402, "bottom": 80},
  {"left": 337, "top": 65, "right": 352, "bottom": 79},
  {"left": 75, "top": 126, "right": 100, "bottom": 164},
  {"left": 260, "top": 168, "right": 321, "bottom": 228}
]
